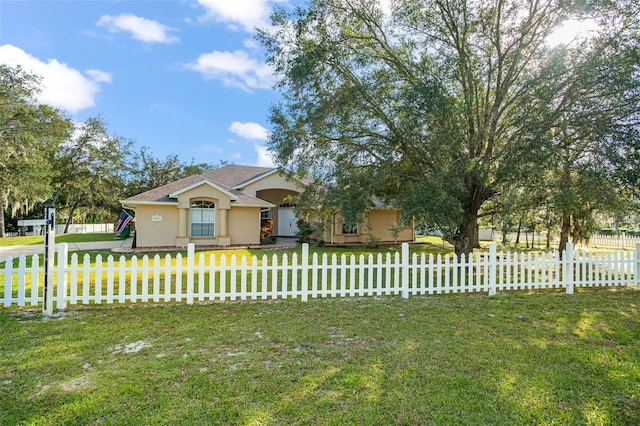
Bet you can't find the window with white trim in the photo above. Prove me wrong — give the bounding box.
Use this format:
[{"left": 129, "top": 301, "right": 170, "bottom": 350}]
[{"left": 190, "top": 200, "right": 215, "bottom": 237}]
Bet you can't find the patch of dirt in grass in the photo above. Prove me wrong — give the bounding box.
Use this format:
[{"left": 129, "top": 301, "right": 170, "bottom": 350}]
[
  {"left": 110, "top": 340, "right": 152, "bottom": 354},
  {"left": 59, "top": 375, "right": 91, "bottom": 392}
]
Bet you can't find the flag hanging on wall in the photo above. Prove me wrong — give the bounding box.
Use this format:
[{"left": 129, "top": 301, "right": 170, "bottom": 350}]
[{"left": 115, "top": 210, "right": 133, "bottom": 233}]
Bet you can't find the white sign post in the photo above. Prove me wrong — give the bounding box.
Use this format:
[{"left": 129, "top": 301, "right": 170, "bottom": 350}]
[{"left": 43, "top": 205, "right": 55, "bottom": 316}]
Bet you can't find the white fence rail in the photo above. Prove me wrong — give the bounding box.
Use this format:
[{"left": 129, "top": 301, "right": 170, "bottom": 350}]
[{"left": 2, "top": 243, "right": 639, "bottom": 310}]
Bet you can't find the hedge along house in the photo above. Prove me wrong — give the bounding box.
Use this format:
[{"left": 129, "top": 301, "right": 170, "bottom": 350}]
[{"left": 120, "top": 165, "right": 303, "bottom": 248}]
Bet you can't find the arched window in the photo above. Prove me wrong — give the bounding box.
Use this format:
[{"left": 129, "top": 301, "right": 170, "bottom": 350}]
[{"left": 190, "top": 200, "right": 215, "bottom": 237}]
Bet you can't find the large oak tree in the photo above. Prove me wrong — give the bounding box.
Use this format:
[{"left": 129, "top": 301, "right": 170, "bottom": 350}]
[{"left": 260, "top": 0, "right": 639, "bottom": 255}]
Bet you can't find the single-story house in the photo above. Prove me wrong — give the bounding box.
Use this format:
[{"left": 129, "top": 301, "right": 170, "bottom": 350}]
[{"left": 121, "top": 165, "right": 413, "bottom": 248}]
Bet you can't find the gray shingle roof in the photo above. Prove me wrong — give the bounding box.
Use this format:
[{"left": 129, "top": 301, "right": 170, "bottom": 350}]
[
  {"left": 121, "top": 165, "right": 275, "bottom": 207},
  {"left": 200, "top": 165, "right": 274, "bottom": 188}
]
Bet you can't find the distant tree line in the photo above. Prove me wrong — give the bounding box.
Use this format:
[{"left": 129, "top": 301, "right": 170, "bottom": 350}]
[{"left": 0, "top": 64, "right": 223, "bottom": 237}]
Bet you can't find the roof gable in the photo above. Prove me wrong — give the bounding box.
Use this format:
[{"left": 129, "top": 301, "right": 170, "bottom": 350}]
[
  {"left": 121, "top": 167, "right": 274, "bottom": 208},
  {"left": 169, "top": 180, "right": 238, "bottom": 200}
]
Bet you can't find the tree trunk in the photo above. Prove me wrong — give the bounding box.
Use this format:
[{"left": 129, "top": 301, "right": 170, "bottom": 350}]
[
  {"left": 453, "top": 215, "right": 476, "bottom": 257},
  {"left": 515, "top": 218, "right": 522, "bottom": 245},
  {"left": 530, "top": 228, "right": 536, "bottom": 248},
  {"left": 473, "top": 223, "right": 480, "bottom": 249},
  {"left": 501, "top": 220, "right": 509, "bottom": 244},
  {"left": 558, "top": 212, "right": 571, "bottom": 255},
  {"left": 64, "top": 201, "right": 82, "bottom": 234},
  {"left": 452, "top": 187, "right": 485, "bottom": 257},
  {"left": 0, "top": 198, "right": 5, "bottom": 238}
]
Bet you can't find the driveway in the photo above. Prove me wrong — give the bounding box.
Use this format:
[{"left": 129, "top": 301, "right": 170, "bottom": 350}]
[{"left": 0, "top": 238, "right": 133, "bottom": 263}]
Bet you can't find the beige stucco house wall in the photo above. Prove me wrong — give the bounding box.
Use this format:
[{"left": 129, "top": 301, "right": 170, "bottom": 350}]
[
  {"left": 324, "top": 210, "right": 413, "bottom": 245},
  {"left": 121, "top": 165, "right": 414, "bottom": 249},
  {"left": 134, "top": 204, "right": 180, "bottom": 247}
]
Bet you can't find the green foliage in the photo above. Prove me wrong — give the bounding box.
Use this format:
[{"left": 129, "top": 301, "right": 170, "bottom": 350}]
[
  {"left": 260, "top": 0, "right": 640, "bottom": 255},
  {"left": 294, "top": 220, "right": 315, "bottom": 243},
  {"left": 0, "top": 65, "right": 72, "bottom": 237}
]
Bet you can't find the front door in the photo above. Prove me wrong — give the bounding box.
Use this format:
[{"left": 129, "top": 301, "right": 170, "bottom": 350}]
[{"left": 277, "top": 207, "right": 298, "bottom": 237}]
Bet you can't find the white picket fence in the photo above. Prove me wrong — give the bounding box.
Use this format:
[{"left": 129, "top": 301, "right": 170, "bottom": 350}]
[
  {"left": 584, "top": 233, "right": 640, "bottom": 250},
  {"left": 494, "top": 231, "right": 640, "bottom": 250},
  {"left": 1, "top": 243, "right": 639, "bottom": 310}
]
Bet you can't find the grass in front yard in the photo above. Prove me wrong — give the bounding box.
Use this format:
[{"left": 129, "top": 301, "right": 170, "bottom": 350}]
[
  {"left": 1, "top": 289, "right": 639, "bottom": 425},
  {"left": 0, "top": 233, "right": 118, "bottom": 247}
]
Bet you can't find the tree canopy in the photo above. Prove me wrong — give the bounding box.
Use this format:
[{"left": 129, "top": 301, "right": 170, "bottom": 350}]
[
  {"left": 0, "top": 65, "right": 72, "bottom": 237},
  {"left": 260, "top": 0, "right": 640, "bottom": 254}
]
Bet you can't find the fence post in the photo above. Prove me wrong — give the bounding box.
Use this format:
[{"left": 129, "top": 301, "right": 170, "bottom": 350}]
[
  {"left": 57, "top": 243, "right": 69, "bottom": 310},
  {"left": 635, "top": 243, "right": 640, "bottom": 291},
  {"left": 301, "top": 243, "right": 309, "bottom": 302},
  {"left": 186, "top": 244, "right": 195, "bottom": 304},
  {"left": 402, "top": 243, "right": 410, "bottom": 299},
  {"left": 564, "top": 242, "right": 575, "bottom": 294},
  {"left": 488, "top": 243, "right": 497, "bottom": 296}
]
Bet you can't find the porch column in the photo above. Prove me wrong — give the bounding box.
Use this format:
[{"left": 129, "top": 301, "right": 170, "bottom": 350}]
[
  {"left": 218, "top": 208, "right": 230, "bottom": 246},
  {"left": 176, "top": 206, "right": 190, "bottom": 247},
  {"left": 177, "top": 207, "right": 188, "bottom": 237}
]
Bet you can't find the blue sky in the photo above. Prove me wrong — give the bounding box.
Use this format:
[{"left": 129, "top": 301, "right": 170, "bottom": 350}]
[{"left": 0, "top": 0, "right": 293, "bottom": 167}]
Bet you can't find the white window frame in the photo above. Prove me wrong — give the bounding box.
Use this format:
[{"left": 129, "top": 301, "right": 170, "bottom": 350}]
[{"left": 190, "top": 200, "right": 215, "bottom": 237}]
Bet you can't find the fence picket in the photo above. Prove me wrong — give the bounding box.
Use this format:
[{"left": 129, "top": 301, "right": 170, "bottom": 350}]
[
  {"left": 30, "top": 255, "right": 39, "bottom": 306},
  {"left": 58, "top": 244, "right": 68, "bottom": 309},
  {"left": 240, "top": 256, "right": 247, "bottom": 301},
  {"left": 106, "top": 256, "right": 114, "bottom": 303},
  {"left": 70, "top": 254, "right": 79, "bottom": 304},
  {"left": 95, "top": 255, "right": 103, "bottom": 304},
  {"left": 261, "top": 255, "right": 268, "bottom": 299},
  {"left": 175, "top": 254, "right": 183, "bottom": 302},
  {"left": 153, "top": 255, "right": 161, "bottom": 302},
  {"left": 142, "top": 256, "right": 149, "bottom": 302},
  {"left": 118, "top": 255, "right": 127, "bottom": 303},
  {"left": 228, "top": 255, "right": 237, "bottom": 300},
  {"left": 251, "top": 255, "right": 258, "bottom": 300}
]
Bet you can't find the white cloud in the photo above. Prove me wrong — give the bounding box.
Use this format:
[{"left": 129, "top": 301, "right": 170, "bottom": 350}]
[
  {"left": 254, "top": 143, "right": 275, "bottom": 167},
  {"left": 186, "top": 50, "right": 275, "bottom": 90},
  {"left": 227, "top": 121, "right": 273, "bottom": 166},
  {"left": 229, "top": 121, "right": 268, "bottom": 140},
  {"left": 97, "top": 13, "right": 179, "bottom": 43},
  {"left": 86, "top": 69, "right": 112, "bottom": 83},
  {"left": 196, "top": 0, "right": 275, "bottom": 32},
  {"left": 243, "top": 38, "right": 260, "bottom": 50},
  {"left": 0, "top": 44, "right": 110, "bottom": 114}
]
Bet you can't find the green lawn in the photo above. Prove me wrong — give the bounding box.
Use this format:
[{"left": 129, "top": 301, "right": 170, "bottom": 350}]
[
  {"left": 0, "top": 233, "right": 118, "bottom": 246},
  {"left": 1, "top": 289, "right": 639, "bottom": 425}
]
